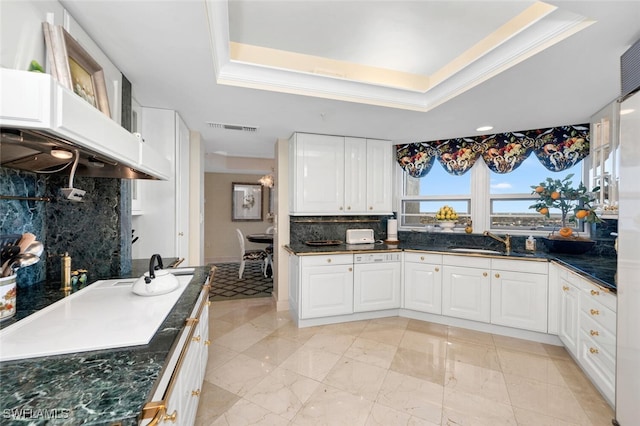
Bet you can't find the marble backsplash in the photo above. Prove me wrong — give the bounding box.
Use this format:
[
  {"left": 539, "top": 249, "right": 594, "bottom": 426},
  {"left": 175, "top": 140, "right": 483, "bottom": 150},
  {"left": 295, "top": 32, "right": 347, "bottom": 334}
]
[
  {"left": 1, "top": 168, "right": 132, "bottom": 287},
  {"left": 289, "top": 215, "right": 617, "bottom": 258}
]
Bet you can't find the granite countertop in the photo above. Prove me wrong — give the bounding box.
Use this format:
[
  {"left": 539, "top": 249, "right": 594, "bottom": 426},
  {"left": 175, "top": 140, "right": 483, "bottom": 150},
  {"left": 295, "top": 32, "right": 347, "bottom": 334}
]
[
  {"left": 0, "top": 262, "right": 211, "bottom": 426},
  {"left": 285, "top": 242, "right": 617, "bottom": 292}
]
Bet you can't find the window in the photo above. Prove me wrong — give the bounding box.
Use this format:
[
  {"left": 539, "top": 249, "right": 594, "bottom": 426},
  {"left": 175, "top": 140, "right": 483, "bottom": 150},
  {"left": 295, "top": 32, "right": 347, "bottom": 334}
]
[
  {"left": 399, "top": 155, "right": 585, "bottom": 235},
  {"left": 489, "top": 156, "right": 575, "bottom": 232},
  {"left": 401, "top": 164, "right": 471, "bottom": 227}
]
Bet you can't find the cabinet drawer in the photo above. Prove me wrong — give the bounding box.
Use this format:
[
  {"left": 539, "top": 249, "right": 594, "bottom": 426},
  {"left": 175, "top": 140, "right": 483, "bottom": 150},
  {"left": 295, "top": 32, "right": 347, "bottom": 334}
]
[
  {"left": 579, "top": 292, "right": 616, "bottom": 335},
  {"left": 300, "top": 254, "right": 353, "bottom": 267},
  {"left": 404, "top": 252, "right": 442, "bottom": 264},
  {"left": 491, "top": 258, "right": 548, "bottom": 274},
  {"left": 579, "top": 329, "right": 616, "bottom": 384},
  {"left": 579, "top": 310, "right": 616, "bottom": 359},
  {"left": 443, "top": 255, "right": 491, "bottom": 269},
  {"left": 581, "top": 286, "right": 616, "bottom": 312}
]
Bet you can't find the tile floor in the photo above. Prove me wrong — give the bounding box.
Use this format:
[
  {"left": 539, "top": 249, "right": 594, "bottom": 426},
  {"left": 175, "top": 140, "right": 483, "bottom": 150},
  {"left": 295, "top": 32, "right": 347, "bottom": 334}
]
[{"left": 195, "top": 298, "right": 614, "bottom": 425}]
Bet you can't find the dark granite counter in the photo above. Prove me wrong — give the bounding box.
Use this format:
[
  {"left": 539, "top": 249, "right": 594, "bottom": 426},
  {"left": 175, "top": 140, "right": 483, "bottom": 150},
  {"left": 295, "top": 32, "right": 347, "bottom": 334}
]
[
  {"left": 285, "top": 241, "right": 617, "bottom": 292},
  {"left": 0, "top": 262, "right": 211, "bottom": 426}
]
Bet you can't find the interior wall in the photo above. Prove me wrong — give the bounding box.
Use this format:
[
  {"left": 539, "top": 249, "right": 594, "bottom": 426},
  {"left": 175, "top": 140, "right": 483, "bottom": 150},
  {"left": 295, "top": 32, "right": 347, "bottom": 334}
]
[{"left": 204, "top": 172, "right": 273, "bottom": 263}]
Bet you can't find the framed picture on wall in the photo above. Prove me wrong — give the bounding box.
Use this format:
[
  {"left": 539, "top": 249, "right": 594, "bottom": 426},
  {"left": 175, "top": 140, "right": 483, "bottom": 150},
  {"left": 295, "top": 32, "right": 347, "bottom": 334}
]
[
  {"left": 232, "top": 183, "right": 263, "bottom": 221},
  {"left": 44, "top": 23, "right": 111, "bottom": 117}
]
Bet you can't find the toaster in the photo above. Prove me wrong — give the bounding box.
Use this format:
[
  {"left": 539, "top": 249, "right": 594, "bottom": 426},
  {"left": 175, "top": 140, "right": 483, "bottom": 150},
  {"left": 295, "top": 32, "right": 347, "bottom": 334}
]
[{"left": 346, "top": 229, "right": 375, "bottom": 244}]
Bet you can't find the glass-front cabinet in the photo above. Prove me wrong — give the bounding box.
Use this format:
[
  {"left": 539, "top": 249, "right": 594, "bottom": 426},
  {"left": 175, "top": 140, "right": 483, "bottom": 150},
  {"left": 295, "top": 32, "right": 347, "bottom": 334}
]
[{"left": 589, "top": 101, "right": 620, "bottom": 218}]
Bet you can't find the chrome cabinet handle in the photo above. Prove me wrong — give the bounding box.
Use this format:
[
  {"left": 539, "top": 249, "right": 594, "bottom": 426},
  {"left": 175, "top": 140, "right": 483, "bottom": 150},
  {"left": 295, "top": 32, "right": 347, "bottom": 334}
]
[
  {"left": 590, "top": 309, "right": 600, "bottom": 316},
  {"left": 590, "top": 330, "right": 599, "bottom": 336}
]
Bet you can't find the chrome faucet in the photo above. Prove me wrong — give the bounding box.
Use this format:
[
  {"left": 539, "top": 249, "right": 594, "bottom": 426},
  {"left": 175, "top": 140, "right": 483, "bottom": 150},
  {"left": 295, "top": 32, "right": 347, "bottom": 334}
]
[{"left": 483, "top": 231, "right": 511, "bottom": 253}]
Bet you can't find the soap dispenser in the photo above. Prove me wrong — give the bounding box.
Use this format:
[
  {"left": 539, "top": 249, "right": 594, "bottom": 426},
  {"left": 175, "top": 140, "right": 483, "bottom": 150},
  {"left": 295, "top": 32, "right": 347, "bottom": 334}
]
[{"left": 526, "top": 236, "right": 536, "bottom": 252}]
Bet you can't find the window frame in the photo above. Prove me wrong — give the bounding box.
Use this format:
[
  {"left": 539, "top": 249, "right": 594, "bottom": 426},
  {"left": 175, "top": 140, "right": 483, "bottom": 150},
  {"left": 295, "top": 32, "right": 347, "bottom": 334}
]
[{"left": 396, "top": 155, "right": 590, "bottom": 237}]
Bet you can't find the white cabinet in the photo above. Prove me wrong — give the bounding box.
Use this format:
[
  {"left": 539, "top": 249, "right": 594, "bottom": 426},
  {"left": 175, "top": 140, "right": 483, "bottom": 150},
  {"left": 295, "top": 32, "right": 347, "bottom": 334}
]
[
  {"left": 353, "top": 261, "right": 401, "bottom": 312},
  {"left": 442, "top": 255, "right": 491, "bottom": 323},
  {"left": 558, "top": 272, "right": 580, "bottom": 356},
  {"left": 132, "top": 108, "right": 191, "bottom": 264},
  {"left": 589, "top": 101, "right": 620, "bottom": 217},
  {"left": 141, "top": 285, "right": 210, "bottom": 425},
  {"left": 403, "top": 253, "right": 442, "bottom": 314},
  {"left": 299, "top": 254, "right": 354, "bottom": 319},
  {"left": 554, "top": 262, "right": 616, "bottom": 407},
  {"left": 289, "top": 132, "right": 392, "bottom": 215},
  {"left": 490, "top": 259, "right": 548, "bottom": 333}
]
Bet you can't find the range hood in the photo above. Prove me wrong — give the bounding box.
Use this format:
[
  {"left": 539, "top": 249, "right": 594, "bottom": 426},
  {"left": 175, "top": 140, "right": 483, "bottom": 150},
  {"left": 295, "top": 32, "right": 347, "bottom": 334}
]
[
  {"left": 0, "top": 69, "right": 170, "bottom": 180},
  {"left": 1, "top": 128, "right": 155, "bottom": 179}
]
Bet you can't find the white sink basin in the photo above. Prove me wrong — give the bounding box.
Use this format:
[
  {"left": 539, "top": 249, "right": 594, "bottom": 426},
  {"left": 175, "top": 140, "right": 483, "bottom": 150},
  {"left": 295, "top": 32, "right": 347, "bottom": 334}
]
[
  {"left": 449, "top": 248, "right": 503, "bottom": 254},
  {"left": 0, "top": 275, "right": 192, "bottom": 362}
]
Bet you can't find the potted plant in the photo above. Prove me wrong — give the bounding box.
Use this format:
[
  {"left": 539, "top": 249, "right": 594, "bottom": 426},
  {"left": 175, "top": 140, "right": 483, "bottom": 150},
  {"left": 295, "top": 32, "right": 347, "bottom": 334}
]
[{"left": 529, "top": 174, "right": 601, "bottom": 253}]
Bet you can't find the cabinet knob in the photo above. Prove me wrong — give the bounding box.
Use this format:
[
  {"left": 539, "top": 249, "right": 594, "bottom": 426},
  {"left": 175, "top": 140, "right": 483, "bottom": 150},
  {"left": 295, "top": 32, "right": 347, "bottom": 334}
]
[
  {"left": 192, "top": 335, "right": 201, "bottom": 342},
  {"left": 589, "top": 347, "right": 599, "bottom": 354},
  {"left": 562, "top": 286, "right": 570, "bottom": 291},
  {"left": 347, "top": 206, "right": 351, "bottom": 210},
  {"left": 163, "top": 410, "right": 177, "bottom": 423},
  {"left": 339, "top": 206, "right": 343, "bottom": 211},
  {"left": 435, "top": 267, "right": 440, "bottom": 272},
  {"left": 420, "top": 256, "right": 424, "bottom": 261},
  {"left": 369, "top": 206, "right": 373, "bottom": 210},
  {"left": 327, "top": 259, "right": 332, "bottom": 263},
  {"left": 590, "top": 309, "right": 600, "bottom": 316},
  {"left": 178, "top": 232, "right": 184, "bottom": 236},
  {"left": 348, "top": 267, "right": 352, "bottom": 272},
  {"left": 483, "top": 272, "right": 488, "bottom": 277},
  {"left": 590, "top": 330, "right": 599, "bottom": 336},
  {"left": 495, "top": 273, "right": 500, "bottom": 278},
  {"left": 591, "top": 289, "right": 600, "bottom": 296},
  {"left": 192, "top": 389, "right": 201, "bottom": 397}
]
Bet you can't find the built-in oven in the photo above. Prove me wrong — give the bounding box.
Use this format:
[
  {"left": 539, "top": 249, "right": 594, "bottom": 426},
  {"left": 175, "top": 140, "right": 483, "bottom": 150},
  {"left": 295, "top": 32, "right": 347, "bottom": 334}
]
[{"left": 353, "top": 252, "right": 401, "bottom": 312}]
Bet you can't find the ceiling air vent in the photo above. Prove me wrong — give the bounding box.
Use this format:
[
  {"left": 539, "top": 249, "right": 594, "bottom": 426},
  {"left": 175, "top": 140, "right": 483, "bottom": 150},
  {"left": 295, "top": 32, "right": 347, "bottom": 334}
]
[{"left": 207, "top": 122, "right": 258, "bottom": 132}]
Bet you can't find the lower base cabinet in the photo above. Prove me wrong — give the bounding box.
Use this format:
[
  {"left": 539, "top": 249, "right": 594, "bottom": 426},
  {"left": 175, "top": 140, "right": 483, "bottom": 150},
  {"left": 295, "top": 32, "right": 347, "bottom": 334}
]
[
  {"left": 491, "top": 269, "right": 548, "bottom": 333},
  {"left": 300, "top": 254, "right": 354, "bottom": 319},
  {"left": 442, "top": 263, "right": 491, "bottom": 323},
  {"left": 403, "top": 253, "right": 442, "bottom": 314},
  {"left": 141, "top": 285, "right": 210, "bottom": 425}
]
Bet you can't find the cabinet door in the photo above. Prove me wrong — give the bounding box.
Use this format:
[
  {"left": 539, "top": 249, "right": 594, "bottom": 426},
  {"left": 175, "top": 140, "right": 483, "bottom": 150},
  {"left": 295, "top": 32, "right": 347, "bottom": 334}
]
[
  {"left": 403, "top": 262, "right": 442, "bottom": 314},
  {"left": 175, "top": 114, "right": 190, "bottom": 264},
  {"left": 292, "top": 133, "right": 345, "bottom": 213},
  {"left": 353, "top": 262, "right": 401, "bottom": 312},
  {"left": 559, "top": 278, "right": 580, "bottom": 356},
  {"left": 344, "top": 137, "right": 367, "bottom": 213},
  {"left": 442, "top": 265, "right": 490, "bottom": 322},
  {"left": 366, "top": 139, "right": 393, "bottom": 213},
  {"left": 491, "top": 270, "right": 548, "bottom": 332},
  {"left": 301, "top": 263, "right": 353, "bottom": 318}
]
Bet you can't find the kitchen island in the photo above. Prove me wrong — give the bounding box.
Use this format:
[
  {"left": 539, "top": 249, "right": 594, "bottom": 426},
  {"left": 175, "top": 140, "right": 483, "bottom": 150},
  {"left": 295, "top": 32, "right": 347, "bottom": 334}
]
[{"left": 0, "top": 262, "right": 212, "bottom": 426}]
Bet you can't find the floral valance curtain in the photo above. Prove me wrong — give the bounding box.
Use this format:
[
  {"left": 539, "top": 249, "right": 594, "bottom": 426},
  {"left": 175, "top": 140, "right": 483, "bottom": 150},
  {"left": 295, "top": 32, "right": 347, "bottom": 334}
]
[{"left": 396, "top": 124, "right": 589, "bottom": 178}]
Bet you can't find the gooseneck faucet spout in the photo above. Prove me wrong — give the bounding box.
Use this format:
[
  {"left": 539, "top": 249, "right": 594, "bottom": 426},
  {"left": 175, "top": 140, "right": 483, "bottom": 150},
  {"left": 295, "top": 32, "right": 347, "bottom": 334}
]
[{"left": 483, "top": 231, "right": 511, "bottom": 253}]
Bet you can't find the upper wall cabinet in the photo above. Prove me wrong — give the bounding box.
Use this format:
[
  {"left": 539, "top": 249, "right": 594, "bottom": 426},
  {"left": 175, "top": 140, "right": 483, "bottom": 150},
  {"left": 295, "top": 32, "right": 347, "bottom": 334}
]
[
  {"left": 589, "top": 101, "right": 620, "bottom": 218},
  {"left": 289, "top": 132, "right": 393, "bottom": 215}
]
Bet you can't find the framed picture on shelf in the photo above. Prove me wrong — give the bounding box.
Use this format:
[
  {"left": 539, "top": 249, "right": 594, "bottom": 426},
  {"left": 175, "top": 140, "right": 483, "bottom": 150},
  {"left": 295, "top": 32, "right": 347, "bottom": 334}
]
[
  {"left": 232, "top": 183, "right": 263, "bottom": 221},
  {"left": 43, "top": 23, "right": 111, "bottom": 117}
]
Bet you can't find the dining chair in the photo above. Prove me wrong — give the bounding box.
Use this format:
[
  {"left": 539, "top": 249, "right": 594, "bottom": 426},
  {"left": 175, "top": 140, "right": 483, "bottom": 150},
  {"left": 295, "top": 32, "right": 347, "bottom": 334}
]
[{"left": 236, "top": 229, "right": 267, "bottom": 279}]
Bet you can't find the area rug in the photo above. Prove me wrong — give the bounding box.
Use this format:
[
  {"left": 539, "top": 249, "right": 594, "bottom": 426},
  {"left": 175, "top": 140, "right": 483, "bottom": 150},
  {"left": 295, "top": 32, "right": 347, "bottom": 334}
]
[{"left": 208, "top": 262, "right": 273, "bottom": 301}]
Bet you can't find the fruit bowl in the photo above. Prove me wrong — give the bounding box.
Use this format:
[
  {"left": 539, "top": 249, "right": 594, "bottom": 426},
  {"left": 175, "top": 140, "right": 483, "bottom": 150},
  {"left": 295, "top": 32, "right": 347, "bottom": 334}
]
[{"left": 438, "top": 221, "right": 456, "bottom": 232}]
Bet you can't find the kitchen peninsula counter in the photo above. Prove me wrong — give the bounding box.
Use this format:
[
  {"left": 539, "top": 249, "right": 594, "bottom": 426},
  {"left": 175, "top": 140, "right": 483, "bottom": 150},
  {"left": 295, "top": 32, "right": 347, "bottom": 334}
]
[{"left": 0, "top": 263, "right": 212, "bottom": 426}]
